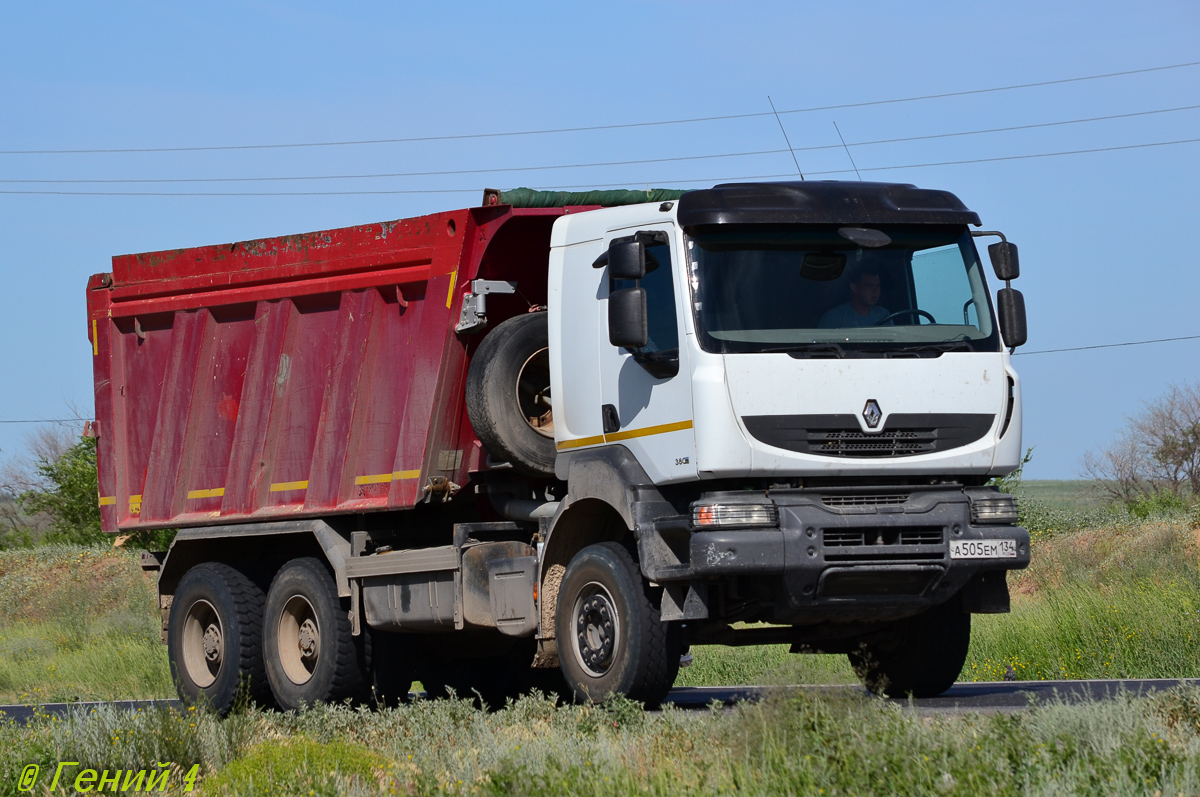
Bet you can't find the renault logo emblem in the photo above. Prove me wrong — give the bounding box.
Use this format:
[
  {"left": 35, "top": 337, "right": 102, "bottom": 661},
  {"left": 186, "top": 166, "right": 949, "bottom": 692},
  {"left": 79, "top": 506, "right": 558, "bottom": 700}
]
[{"left": 862, "top": 399, "right": 882, "bottom": 429}]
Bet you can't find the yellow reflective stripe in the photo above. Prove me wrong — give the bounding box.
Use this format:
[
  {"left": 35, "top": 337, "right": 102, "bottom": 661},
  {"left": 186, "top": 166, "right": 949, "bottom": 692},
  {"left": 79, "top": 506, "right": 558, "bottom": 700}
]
[
  {"left": 98, "top": 496, "right": 116, "bottom": 506},
  {"left": 187, "top": 487, "right": 225, "bottom": 499},
  {"left": 605, "top": 419, "right": 693, "bottom": 442},
  {"left": 129, "top": 495, "right": 142, "bottom": 514},
  {"left": 446, "top": 269, "right": 458, "bottom": 308},
  {"left": 556, "top": 434, "right": 606, "bottom": 451},
  {"left": 269, "top": 480, "right": 309, "bottom": 492},
  {"left": 354, "top": 470, "right": 422, "bottom": 485},
  {"left": 555, "top": 420, "right": 694, "bottom": 451},
  {"left": 92, "top": 319, "right": 98, "bottom": 356}
]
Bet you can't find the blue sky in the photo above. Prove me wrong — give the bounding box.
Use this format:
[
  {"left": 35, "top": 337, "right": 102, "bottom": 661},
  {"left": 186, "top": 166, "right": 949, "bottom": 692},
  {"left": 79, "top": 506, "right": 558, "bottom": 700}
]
[{"left": 1, "top": 1, "right": 1197, "bottom": 479}]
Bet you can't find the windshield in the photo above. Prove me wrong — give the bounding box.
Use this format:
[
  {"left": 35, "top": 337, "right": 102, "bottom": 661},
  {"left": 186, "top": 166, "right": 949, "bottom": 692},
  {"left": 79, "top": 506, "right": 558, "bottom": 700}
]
[{"left": 685, "top": 225, "right": 1000, "bottom": 354}]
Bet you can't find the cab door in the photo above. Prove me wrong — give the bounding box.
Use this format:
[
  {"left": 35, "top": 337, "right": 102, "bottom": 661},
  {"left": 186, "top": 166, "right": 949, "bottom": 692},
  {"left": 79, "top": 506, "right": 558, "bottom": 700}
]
[{"left": 596, "top": 224, "right": 696, "bottom": 484}]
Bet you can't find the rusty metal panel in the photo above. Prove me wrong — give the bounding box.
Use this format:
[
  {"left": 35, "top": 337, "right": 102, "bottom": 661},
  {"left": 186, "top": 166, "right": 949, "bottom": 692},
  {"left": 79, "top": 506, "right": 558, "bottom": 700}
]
[{"left": 88, "top": 208, "right": 568, "bottom": 533}]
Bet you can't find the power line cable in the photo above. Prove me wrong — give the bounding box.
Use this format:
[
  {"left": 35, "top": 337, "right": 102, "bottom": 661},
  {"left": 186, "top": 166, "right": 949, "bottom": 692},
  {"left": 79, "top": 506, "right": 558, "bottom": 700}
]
[
  {"left": 3, "top": 103, "right": 1196, "bottom": 186},
  {"left": 2, "top": 60, "right": 1197, "bottom": 156},
  {"left": 2, "top": 136, "right": 1196, "bottom": 196},
  {"left": 819, "top": 136, "right": 1200, "bottom": 176},
  {"left": 839, "top": 103, "right": 1200, "bottom": 149},
  {"left": 1014, "top": 334, "right": 1200, "bottom": 356}
]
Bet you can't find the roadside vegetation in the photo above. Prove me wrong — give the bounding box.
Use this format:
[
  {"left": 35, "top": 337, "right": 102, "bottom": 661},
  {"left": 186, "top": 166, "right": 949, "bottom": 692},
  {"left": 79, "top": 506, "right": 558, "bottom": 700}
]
[
  {"left": 7, "top": 687, "right": 1200, "bottom": 795},
  {"left": 0, "top": 546, "right": 169, "bottom": 703}
]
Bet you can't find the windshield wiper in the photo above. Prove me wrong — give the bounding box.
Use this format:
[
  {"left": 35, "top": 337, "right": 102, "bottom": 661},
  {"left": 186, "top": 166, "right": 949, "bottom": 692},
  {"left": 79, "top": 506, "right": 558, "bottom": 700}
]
[
  {"left": 758, "top": 343, "right": 845, "bottom": 357},
  {"left": 892, "top": 342, "right": 973, "bottom": 354}
]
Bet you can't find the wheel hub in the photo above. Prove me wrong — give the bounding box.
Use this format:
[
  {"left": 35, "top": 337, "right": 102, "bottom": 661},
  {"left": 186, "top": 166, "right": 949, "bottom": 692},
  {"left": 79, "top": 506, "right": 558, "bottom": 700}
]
[
  {"left": 181, "top": 599, "right": 222, "bottom": 689},
  {"left": 202, "top": 624, "right": 222, "bottom": 663},
  {"left": 278, "top": 595, "right": 321, "bottom": 685},
  {"left": 516, "top": 347, "right": 554, "bottom": 438},
  {"left": 298, "top": 618, "right": 319, "bottom": 661},
  {"left": 574, "top": 590, "right": 617, "bottom": 676}
]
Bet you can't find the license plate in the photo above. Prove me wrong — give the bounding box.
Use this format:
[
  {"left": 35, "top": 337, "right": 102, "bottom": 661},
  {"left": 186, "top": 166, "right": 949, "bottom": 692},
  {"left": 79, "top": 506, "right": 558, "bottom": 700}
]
[{"left": 950, "top": 539, "right": 1017, "bottom": 559}]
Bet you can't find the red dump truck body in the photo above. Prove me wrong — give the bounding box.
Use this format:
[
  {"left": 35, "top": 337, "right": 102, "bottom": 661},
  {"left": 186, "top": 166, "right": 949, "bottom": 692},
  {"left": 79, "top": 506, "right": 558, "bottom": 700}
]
[{"left": 87, "top": 205, "right": 571, "bottom": 532}]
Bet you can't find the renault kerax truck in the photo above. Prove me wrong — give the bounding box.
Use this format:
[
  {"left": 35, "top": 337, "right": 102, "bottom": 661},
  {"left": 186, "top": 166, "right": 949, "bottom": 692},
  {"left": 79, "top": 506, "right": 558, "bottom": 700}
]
[{"left": 87, "top": 180, "right": 1030, "bottom": 711}]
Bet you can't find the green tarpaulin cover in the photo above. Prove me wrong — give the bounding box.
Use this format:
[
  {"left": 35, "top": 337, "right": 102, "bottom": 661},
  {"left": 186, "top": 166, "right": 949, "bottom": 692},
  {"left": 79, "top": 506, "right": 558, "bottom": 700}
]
[{"left": 495, "top": 187, "right": 688, "bottom": 208}]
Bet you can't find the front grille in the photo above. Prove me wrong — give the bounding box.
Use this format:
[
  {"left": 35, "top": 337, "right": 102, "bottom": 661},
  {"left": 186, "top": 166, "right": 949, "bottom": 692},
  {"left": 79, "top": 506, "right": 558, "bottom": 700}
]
[
  {"left": 822, "top": 526, "right": 945, "bottom": 561},
  {"left": 821, "top": 492, "right": 910, "bottom": 507},
  {"left": 899, "top": 528, "right": 944, "bottom": 545},
  {"left": 811, "top": 428, "right": 935, "bottom": 457},
  {"left": 741, "top": 413, "right": 995, "bottom": 458},
  {"left": 823, "top": 527, "right": 944, "bottom": 547}
]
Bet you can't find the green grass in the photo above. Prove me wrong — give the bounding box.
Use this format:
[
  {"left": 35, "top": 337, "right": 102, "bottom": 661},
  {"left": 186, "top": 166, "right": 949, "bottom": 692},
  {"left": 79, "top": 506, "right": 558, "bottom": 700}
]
[
  {"left": 5, "top": 689, "right": 1200, "bottom": 795},
  {"left": 1017, "top": 479, "right": 1108, "bottom": 512},
  {"left": 968, "top": 517, "right": 1200, "bottom": 682},
  {"left": 0, "top": 546, "right": 171, "bottom": 702}
]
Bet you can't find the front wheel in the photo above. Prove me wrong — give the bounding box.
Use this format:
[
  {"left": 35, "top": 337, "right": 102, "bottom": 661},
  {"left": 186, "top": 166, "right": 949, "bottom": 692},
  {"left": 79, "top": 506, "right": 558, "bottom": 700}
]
[
  {"left": 848, "top": 595, "right": 970, "bottom": 698},
  {"left": 555, "top": 542, "right": 681, "bottom": 707}
]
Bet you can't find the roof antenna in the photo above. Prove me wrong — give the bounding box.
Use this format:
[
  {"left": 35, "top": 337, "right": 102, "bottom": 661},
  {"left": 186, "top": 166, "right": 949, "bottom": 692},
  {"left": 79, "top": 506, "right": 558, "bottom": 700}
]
[
  {"left": 832, "top": 121, "right": 862, "bottom": 180},
  {"left": 767, "top": 96, "right": 804, "bottom": 180}
]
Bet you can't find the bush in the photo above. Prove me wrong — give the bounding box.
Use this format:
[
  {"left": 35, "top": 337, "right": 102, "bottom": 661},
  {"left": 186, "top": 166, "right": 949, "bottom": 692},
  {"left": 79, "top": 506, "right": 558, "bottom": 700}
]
[
  {"left": 17, "top": 437, "right": 104, "bottom": 546},
  {"left": 1127, "top": 488, "right": 1191, "bottom": 519},
  {"left": 4, "top": 432, "right": 174, "bottom": 551}
]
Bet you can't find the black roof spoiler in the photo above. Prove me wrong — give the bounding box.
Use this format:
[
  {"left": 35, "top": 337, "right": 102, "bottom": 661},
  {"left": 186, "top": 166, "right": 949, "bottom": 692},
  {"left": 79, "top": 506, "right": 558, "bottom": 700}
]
[{"left": 677, "top": 181, "right": 981, "bottom": 228}]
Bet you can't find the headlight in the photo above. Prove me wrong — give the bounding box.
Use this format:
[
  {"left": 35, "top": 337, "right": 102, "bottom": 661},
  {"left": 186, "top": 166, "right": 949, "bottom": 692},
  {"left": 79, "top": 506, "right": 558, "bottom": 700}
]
[
  {"left": 969, "top": 493, "right": 1018, "bottom": 525},
  {"left": 691, "top": 503, "right": 778, "bottom": 529}
]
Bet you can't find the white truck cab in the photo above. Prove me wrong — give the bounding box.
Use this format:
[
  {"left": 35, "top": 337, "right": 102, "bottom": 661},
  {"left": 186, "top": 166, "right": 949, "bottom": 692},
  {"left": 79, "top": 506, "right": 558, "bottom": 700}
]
[{"left": 541, "top": 181, "right": 1030, "bottom": 699}]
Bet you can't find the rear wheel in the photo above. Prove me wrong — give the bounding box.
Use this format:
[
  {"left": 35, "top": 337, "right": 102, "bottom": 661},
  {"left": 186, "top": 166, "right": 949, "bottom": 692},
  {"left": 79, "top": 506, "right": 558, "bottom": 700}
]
[
  {"left": 555, "top": 542, "right": 681, "bottom": 707},
  {"left": 263, "top": 558, "right": 368, "bottom": 710},
  {"left": 465, "top": 311, "right": 556, "bottom": 477},
  {"left": 168, "top": 562, "right": 270, "bottom": 714},
  {"left": 848, "top": 595, "right": 971, "bottom": 698}
]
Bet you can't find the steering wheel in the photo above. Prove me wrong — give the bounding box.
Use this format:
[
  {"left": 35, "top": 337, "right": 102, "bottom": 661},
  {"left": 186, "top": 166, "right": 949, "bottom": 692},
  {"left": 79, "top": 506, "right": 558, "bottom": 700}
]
[{"left": 875, "top": 308, "right": 936, "bottom": 326}]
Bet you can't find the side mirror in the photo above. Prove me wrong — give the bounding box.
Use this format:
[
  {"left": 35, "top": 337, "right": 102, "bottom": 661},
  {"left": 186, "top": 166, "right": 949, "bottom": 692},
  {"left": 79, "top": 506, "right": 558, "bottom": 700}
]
[
  {"left": 609, "top": 287, "right": 648, "bottom": 349},
  {"left": 608, "top": 240, "right": 646, "bottom": 280},
  {"left": 988, "top": 241, "right": 1020, "bottom": 281},
  {"left": 997, "top": 287, "right": 1027, "bottom": 349}
]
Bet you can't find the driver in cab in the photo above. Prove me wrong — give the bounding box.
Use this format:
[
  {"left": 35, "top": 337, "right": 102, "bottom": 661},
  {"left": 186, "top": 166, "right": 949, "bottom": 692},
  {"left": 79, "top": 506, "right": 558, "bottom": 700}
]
[{"left": 818, "top": 265, "right": 892, "bottom": 328}]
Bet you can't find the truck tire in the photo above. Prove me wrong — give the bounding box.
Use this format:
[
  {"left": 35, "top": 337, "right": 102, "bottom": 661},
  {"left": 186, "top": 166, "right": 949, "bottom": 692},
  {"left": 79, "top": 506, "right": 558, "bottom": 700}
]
[
  {"left": 555, "top": 542, "right": 681, "bottom": 707},
  {"left": 848, "top": 595, "right": 971, "bottom": 698},
  {"left": 466, "top": 311, "right": 556, "bottom": 477},
  {"left": 263, "top": 557, "right": 368, "bottom": 710},
  {"left": 167, "top": 562, "right": 270, "bottom": 714}
]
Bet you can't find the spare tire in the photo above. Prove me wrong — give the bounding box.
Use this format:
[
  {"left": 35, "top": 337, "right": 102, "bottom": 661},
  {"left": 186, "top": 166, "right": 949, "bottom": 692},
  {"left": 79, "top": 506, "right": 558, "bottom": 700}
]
[{"left": 466, "top": 311, "right": 556, "bottom": 477}]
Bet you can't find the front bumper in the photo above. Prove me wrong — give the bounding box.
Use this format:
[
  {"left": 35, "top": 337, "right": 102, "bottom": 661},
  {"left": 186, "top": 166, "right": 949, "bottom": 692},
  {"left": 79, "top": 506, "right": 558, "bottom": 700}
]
[{"left": 644, "top": 487, "right": 1029, "bottom": 624}]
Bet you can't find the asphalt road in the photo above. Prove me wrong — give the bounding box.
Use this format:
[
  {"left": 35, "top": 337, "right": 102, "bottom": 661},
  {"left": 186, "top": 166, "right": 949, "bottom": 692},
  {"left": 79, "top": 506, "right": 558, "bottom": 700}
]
[
  {"left": 2, "top": 679, "right": 1197, "bottom": 724},
  {"left": 665, "top": 678, "right": 1200, "bottom": 713}
]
